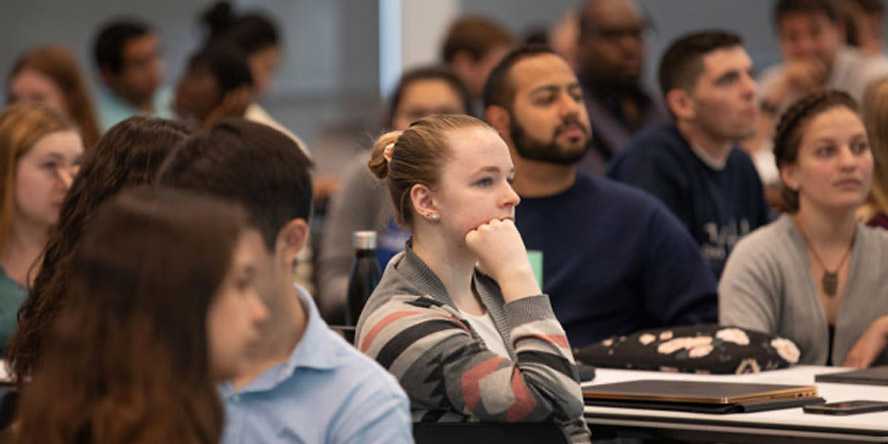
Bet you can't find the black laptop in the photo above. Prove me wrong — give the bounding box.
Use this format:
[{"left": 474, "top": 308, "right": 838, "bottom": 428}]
[{"left": 816, "top": 366, "right": 888, "bottom": 386}]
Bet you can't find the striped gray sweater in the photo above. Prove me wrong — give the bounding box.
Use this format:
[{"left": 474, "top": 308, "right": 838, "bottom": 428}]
[{"left": 355, "top": 246, "right": 591, "bottom": 443}]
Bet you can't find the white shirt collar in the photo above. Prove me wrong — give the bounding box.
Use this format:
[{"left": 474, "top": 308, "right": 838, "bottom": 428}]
[{"left": 689, "top": 143, "right": 729, "bottom": 170}]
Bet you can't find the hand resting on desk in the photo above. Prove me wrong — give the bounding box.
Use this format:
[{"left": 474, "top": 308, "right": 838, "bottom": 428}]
[{"left": 844, "top": 315, "right": 888, "bottom": 368}]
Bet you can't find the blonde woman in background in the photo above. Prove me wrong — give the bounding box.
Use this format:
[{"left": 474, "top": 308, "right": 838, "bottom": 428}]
[
  {"left": 0, "top": 104, "right": 82, "bottom": 353},
  {"left": 7, "top": 46, "right": 101, "bottom": 149}
]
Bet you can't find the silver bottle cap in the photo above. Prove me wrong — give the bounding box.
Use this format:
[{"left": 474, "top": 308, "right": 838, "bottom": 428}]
[{"left": 353, "top": 230, "right": 377, "bottom": 250}]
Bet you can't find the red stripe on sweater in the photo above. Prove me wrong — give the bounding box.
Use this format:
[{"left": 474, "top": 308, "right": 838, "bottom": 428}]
[
  {"left": 359, "top": 310, "right": 423, "bottom": 352},
  {"left": 505, "top": 369, "right": 536, "bottom": 421},
  {"left": 461, "top": 356, "right": 505, "bottom": 412}
]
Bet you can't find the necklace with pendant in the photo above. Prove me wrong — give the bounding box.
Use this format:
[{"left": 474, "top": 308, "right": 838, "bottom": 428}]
[{"left": 797, "top": 225, "right": 855, "bottom": 298}]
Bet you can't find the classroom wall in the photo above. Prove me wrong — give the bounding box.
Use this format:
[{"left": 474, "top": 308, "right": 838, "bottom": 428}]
[{"left": 1, "top": 0, "right": 883, "bottom": 149}]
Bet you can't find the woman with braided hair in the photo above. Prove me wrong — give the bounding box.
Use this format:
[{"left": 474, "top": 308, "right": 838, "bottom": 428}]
[{"left": 720, "top": 90, "right": 888, "bottom": 367}]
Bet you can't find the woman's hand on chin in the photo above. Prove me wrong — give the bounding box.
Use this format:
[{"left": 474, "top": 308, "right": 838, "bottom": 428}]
[{"left": 465, "top": 218, "right": 540, "bottom": 302}]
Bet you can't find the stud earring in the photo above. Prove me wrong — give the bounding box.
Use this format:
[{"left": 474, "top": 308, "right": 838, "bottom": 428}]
[{"left": 428, "top": 213, "right": 440, "bottom": 222}]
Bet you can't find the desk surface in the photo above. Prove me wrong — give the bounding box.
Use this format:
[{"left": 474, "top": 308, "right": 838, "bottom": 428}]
[{"left": 583, "top": 366, "right": 888, "bottom": 442}]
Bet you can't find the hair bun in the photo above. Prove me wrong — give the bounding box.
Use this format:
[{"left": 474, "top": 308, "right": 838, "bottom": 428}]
[
  {"left": 368, "top": 131, "right": 402, "bottom": 180},
  {"left": 201, "top": 1, "right": 235, "bottom": 39}
]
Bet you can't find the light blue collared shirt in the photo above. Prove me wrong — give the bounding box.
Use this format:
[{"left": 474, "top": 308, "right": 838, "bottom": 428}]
[
  {"left": 96, "top": 86, "right": 173, "bottom": 131},
  {"left": 220, "top": 287, "right": 413, "bottom": 444}
]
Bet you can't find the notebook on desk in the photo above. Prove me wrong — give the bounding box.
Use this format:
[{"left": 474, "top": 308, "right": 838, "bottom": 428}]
[
  {"left": 583, "top": 380, "right": 822, "bottom": 414},
  {"left": 815, "top": 366, "right": 888, "bottom": 386}
]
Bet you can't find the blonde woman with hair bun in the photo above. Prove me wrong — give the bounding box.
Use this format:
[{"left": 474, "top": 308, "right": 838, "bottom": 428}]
[{"left": 356, "top": 114, "right": 590, "bottom": 443}]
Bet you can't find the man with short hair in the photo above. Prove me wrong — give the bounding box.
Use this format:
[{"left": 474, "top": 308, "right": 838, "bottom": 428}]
[
  {"left": 760, "top": 0, "right": 888, "bottom": 112},
  {"left": 442, "top": 15, "right": 515, "bottom": 110},
  {"left": 609, "top": 31, "right": 771, "bottom": 279},
  {"left": 157, "top": 119, "right": 412, "bottom": 444},
  {"left": 483, "top": 46, "right": 716, "bottom": 348},
  {"left": 575, "top": 0, "right": 666, "bottom": 174},
  {"left": 93, "top": 18, "right": 171, "bottom": 130}
]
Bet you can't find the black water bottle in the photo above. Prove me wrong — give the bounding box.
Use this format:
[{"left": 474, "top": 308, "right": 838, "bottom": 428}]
[{"left": 346, "top": 231, "right": 381, "bottom": 326}]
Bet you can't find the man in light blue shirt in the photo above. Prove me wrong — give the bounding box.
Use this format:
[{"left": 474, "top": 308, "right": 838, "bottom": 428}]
[
  {"left": 93, "top": 18, "right": 173, "bottom": 130},
  {"left": 221, "top": 286, "right": 410, "bottom": 443},
  {"left": 159, "top": 118, "right": 412, "bottom": 444},
  {"left": 96, "top": 86, "right": 173, "bottom": 131}
]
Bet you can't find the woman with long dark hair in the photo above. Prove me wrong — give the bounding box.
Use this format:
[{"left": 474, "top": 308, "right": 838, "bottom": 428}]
[{"left": 15, "top": 187, "right": 268, "bottom": 444}]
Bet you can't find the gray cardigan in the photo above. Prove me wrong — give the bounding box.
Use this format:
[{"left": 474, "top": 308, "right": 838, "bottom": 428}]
[
  {"left": 356, "top": 246, "right": 590, "bottom": 443},
  {"left": 720, "top": 214, "right": 888, "bottom": 365}
]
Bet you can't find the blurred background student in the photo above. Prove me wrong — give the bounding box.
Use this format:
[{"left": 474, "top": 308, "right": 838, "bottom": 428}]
[
  {"left": 174, "top": 44, "right": 254, "bottom": 131},
  {"left": 0, "top": 104, "right": 82, "bottom": 355},
  {"left": 9, "top": 117, "right": 187, "bottom": 381},
  {"left": 92, "top": 17, "right": 171, "bottom": 129},
  {"left": 7, "top": 46, "right": 101, "bottom": 149},
  {"left": 197, "top": 1, "right": 306, "bottom": 149}
]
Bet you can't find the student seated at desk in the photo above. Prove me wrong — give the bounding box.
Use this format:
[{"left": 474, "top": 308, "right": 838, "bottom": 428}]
[
  {"left": 355, "top": 114, "right": 590, "bottom": 443},
  {"left": 720, "top": 91, "right": 888, "bottom": 367},
  {"left": 15, "top": 187, "right": 269, "bottom": 444}
]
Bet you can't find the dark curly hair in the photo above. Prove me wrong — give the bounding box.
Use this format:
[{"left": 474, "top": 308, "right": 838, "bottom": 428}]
[{"left": 773, "top": 90, "right": 859, "bottom": 212}]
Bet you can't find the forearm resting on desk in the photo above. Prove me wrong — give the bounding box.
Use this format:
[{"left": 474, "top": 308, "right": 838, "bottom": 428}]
[{"left": 844, "top": 315, "right": 888, "bottom": 368}]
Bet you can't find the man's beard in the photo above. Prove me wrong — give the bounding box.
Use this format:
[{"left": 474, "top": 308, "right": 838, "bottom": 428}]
[{"left": 510, "top": 115, "right": 591, "bottom": 166}]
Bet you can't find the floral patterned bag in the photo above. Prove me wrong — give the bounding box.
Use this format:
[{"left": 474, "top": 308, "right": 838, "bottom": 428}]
[{"left": 574, "top": 324, "right": 800, "bottom": 374}]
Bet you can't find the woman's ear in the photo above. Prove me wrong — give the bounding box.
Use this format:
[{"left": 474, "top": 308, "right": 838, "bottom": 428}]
[
  {"left": 410, "top": 183, "right": 440, "bottom": 222},
  {"left": 780, "top": 164, "right": 800, "bottom": 192}
]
